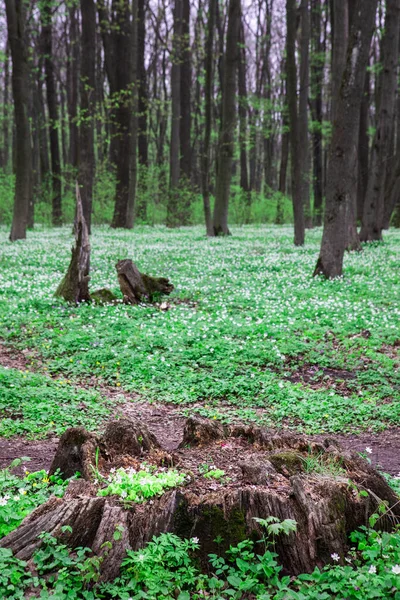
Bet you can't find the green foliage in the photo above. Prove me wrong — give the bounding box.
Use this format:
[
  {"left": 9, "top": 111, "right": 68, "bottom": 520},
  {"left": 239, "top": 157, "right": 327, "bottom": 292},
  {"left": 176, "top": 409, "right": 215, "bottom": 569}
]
[
  {"left": 2, "top": 524, "right": 400, "bottom": 599},
  {"left": 0, "top": 225, "right": 399, "bottom": 436},
  {"left": 97, "top": 465, "right": 186, "bottom": 503},
  {"left": 0, "top": 461, "right": 73, "bottom": 537},
  {"left": 0, "top": 365, "right": 116, "bottom": 438}
]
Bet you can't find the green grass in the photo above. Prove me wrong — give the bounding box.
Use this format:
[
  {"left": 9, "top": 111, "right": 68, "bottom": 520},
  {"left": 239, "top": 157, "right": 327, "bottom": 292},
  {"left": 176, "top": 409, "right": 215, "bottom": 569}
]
[{"left": 0, "top": 224, "right": 399, "bottom": 438}]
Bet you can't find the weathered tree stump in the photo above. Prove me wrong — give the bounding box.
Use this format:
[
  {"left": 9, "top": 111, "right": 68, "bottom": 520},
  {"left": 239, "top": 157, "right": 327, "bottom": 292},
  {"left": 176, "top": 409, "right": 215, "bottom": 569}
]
[
  {"left": 2, "top": 418, "right": 400, "bottom": 582},
  {"left": 55, "top": 182, "right": 91, "bottom": 303},
  {"left": 116, "top": 259, "right": 174, "bottom": 304}
]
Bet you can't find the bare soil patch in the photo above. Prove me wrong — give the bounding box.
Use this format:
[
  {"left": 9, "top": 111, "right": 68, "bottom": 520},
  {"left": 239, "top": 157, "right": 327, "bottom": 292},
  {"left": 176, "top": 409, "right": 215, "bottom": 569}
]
[{"left": 286, "top": 363, "right": 356, "bottom": 394}]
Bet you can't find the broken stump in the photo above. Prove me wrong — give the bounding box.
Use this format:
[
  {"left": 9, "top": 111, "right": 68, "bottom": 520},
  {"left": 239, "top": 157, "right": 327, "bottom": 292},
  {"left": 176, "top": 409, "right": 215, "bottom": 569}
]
[
  {"left": 55, "top": 182, "right": 91, "bottom": 304},
  {"left": 116, "top": 259, "right": 174, "bottom": 304},
  {"left": 2, "top": 418, "right": 400, "bottom": 582}
]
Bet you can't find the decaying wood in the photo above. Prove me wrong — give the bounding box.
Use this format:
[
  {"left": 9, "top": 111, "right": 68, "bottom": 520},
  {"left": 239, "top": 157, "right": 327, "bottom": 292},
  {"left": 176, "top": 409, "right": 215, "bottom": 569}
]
[
  {"left": 3, "top": 418, "right": 400, "bottom": 581},
  {"left": 116, "top": 259, "right": 174, "bottom": 304},
  {"left": 55, "top": 182, "right": 91, "bottom": 303}
]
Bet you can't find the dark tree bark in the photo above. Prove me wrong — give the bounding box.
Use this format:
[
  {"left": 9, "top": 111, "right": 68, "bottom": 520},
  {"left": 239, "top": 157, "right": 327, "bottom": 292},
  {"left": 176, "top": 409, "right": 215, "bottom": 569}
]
[
  {"left": 357, "top": 68, "right": 369, "bottom": 221},
  {"left": 360, "top": 0, "right": 400, "bottom": 241},
  {"left": 126, "top": 0, "right": 139, "bottom": 230},
  {"left": 0, "top": 41, "right": 10, "bottom": 171},
  {"left": 238, "top": 20, "right": 250, "bottom": 198},
  {"left": 41, "top": 0, "right": 62, "bottom": 226},
  {"left": 36, "top": 65, "right": 50, "bottom": 181},
  {"left": 136, "top": 0, "right": 148, "bottom": 222},
  {"left": 212, "top": 0, "right": 241, "bottom": 236},
  {"left": 314, "top": 0, "right": 378, "bottom": 278},
  {"left": 201, "top": 0, "right": 216, "bottom": 236},
  {"left": 299, "top": 0, "right": 312, "bottom": 228},
  {"left": 180, "top": 0, "right": 191, "bottom": 182},
  {"left": 310, "top": 0, "right": 324, "bottom": 225},
  {"left": 111, "top": 0, "right": 135, "bottom": 228},
  {"left": 331, "top": 0, "right": 348, "bottom": 124},
  {"left": 67, "top": 5, "right": 79, "bottom": 169},
  {"left": 286, "top": 0, "right": 305, "bottom": 245},
  {"left": 167, "top": 0, "right": 183, "bottom": 227},
  {"left": 79, "top": 0, "right": 96, "bottom": 233},
  {"left": 6, "top": 0, "right": 32, "bottom": 241}
]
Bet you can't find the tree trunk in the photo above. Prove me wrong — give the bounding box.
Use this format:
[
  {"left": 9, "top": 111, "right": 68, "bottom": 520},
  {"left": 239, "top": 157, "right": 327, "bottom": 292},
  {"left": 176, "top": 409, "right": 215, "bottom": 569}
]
[
  {"left": 6, "top": 0, "right": 32, "bottom": 242},
  {"left": 238, "top": 21, "right": 250, "bottom": 202},
  {"left": 67, "top": 5, "right": 79, "bottom": 170},
  {"left": 0, "top": 41, "right": 10, "bottom": 171},
  {"left": 314, "top": 0, "right": 378, "bottom": 278},
  {"left": 360, "top": 0, "right": 400, "bottom": 242},
  {"left": 286, "top": 0, "right": 305, "bottom": 246},
  {"left": 310, "top": 0, "right": 324, "bottom": 226},
  {"left": 212, "top": 0, "right": 241, "bottom": 236},
  {"left": 2, "top": 418, "right": 400, "bottom": 583},
  {"left": 111, "top": 0, "right": 135, "bottom": 228},
  {"left": 167, "top": 0, "right": 183, "bottom": 228},
  {"left": 126, "top": 0, "right": 138, "bottom": 230},
  {"left": 41, "top": 0, "right": 62, "bottom": 226},
  {"left": 357, "top": 68, "right": 370, "bottom": 222},
  {"left": 202, "top": 0, "right": 216, "bottom": 236},
  {"left": 299, "top": 0, "right": 312, "bottom": 228},
  {"left": 180, "top": 0, "right": 191, "bottom": 184},
  {"left": 55, "top": 183, "right": 91, "bottom": 304},
  {"left": 136, "top": 0, "right": 148, "bottom": 222},
  {"left": 79, "top": 0, "right": 96, "bottom": 233}
]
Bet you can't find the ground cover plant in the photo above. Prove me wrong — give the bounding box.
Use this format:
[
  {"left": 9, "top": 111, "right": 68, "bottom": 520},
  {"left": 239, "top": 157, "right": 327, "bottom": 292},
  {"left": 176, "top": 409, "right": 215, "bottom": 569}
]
[
  {"left": 0, "top": 224, "right": 398, "bottom": 435},
  {"left": 2, "top": 521, "right": 400, "bottom": 598}
]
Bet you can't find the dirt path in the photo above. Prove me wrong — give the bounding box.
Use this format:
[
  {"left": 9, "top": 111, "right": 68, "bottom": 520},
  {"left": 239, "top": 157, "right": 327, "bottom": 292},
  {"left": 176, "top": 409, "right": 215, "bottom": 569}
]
[{"left": 0, "top": 341, "right": 399, "bottom": 475}]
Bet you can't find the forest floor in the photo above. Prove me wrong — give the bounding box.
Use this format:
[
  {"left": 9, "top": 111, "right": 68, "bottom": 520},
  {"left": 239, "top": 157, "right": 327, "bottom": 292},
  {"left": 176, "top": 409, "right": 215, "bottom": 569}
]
[{"left": 0, "top": 224, "right": 399, "bottom": 475}]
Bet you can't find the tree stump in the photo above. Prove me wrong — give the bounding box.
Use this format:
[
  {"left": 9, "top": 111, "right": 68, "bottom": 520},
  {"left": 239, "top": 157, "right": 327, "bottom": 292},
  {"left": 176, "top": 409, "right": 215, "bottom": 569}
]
[
  {"left": 116, "top": 259, "right": 174, "bottom": 304},
  {"left": 2, "top": 418, "right": 400, "bottom": 582},
  {"left": 55, "top": 182, "right": 91, "bottom": 303}
]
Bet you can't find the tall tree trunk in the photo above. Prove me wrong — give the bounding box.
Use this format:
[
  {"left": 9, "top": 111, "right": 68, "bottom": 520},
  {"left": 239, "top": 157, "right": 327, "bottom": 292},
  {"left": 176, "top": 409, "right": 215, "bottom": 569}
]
[
  {"left": 6, "top": 0, "right": 32, "bottom": 241},
  {"left": 314, "top": 0, "right": 378, "bottom": 278},
  {"left": 136, "top": 0, "right": 148, "bottom": 222},
  {"left": 310, "top": 0, "right": 324, "bottom": 226},
  {"left": 167, "top": 0, "right": 183, "bottom": 227},
  {"left": 238, "top": 21, "right": 249, "bottom": 199},
  {"left": 331, "top": 0, "right": 348, "bottom": 123},
  {"left": 126, "top": 0, "right": 138, "bottom": 229},
  {"left": 79, "top": 0, "right": 96, "bottom": 233},
  {"left": 357, "top": 68, "right": 369, "bottom": 221},
  {"left": 286, "top": 0, "right": 305, "bottom": 246},
  {"left": 202, "top": 0, "right": 215, "bottom": 236},
  {"left": 41, "top": 0, "right": 62, "bottom": 226},
  {"left": 360, "top": 0, "right": 400, "bottom": 241},
  {"left": 299, "top": 0, "right": 312, "bottom": 228},
  {"left": 180, "top": 0, "right": 191, "bottom": 183},
  {"left": 212, "top": 0, "right": 241, "bottom": 236},
  {"left": 0, "top": 41, "right": 10, "bottom": 171},
  {"left": 111, "top": 0, "right": 135, "bottom": 228},
  {"left": 67, "top": 5, "right": 79, "bottom": 170}
]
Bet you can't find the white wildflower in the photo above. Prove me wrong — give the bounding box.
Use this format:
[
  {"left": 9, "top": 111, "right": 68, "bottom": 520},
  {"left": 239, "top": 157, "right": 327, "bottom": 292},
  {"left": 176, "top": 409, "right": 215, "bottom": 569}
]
[
  {"left": 392, "top": 565, "right": 400, "bottom": 574},
  {"left": 331, "top": 553, "right": 340, "bottom": 562},
  {"left": 368, "top": 565, "right": 376, "bottom": 574}
]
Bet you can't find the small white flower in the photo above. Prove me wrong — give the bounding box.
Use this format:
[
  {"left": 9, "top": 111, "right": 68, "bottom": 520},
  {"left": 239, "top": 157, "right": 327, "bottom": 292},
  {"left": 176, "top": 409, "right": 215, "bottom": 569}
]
[
  {"left": 191, "top": 537, "right": 199, "bottom": 544},
  {"left": 136, "top": 553, "right": 146, "bottom": 562},
  {"left": 365, "top": 447, "right": 372, "bottom": 454},
  {"left": 331, "top": 553, "right": 340, "bottom": 562},
  {"left": 120, "top": 491, "right": 127, "bottom": 498},
  {"left": 369, "top": 565, "right": 376, "bottom": 574},
  {"left": 0, "top": 497, "right": 8, "bottom": 506},
  {"left": 392, "top": 564, "right": 400, "bottom": 574},
  {"left": 19, "top": 488, "right": 26, "bottom": 495}
]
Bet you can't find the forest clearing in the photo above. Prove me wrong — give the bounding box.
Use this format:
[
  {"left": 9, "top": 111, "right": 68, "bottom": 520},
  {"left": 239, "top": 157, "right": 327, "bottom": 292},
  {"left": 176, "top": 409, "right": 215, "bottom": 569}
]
[
  {"left": 0, "top": 225, "right": 399, "bottom": 598},
  {"left": 2, "top": 0, "right": 400, "bottom": 594}
]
